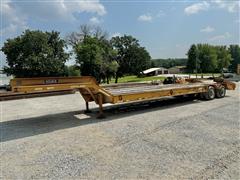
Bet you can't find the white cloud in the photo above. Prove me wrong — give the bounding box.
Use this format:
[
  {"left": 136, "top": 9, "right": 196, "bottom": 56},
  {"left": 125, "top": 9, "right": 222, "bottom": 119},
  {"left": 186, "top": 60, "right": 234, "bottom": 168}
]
[
  {"left": 89, "top": 17, "right": 101, "bottom": 24},
  {"left": 15, "top": 0, "right": 106, "bottom": 21},
  {"left": 200, "top": 26, "right": 215, "bottom": 33},
  {"left": 184, "top": 0, "right": 239, "bottom": 15},
  {"left": 1, "top": 0, "right": 27, "bottom": 36},
  {"left": 184, "top": 1, "right": 210, "bottom": 15},
  {"left": 138, "top": 14, "right": 153, "bottom": 22},
  {"left": 1, "top": 0, "right": 106, "bottom": 36},
  {"left": 209, "top": 32, "right": 231, "bottom": 42},
  {"left": 212, "top": 0, "right": 239, "bottom": 13}
]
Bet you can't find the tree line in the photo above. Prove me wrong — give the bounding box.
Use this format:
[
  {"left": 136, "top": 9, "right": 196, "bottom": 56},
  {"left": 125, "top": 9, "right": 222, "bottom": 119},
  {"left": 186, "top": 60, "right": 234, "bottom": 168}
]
[
  {"left": 152, "top": 58, "right": 187, "bottom": 69},
  {"left": 2, "top": 25, "right": 151, "bottom": 83},
  {"left": 187, "top": 44, "right": 240, "bottom": 74},
  {"left": 2, "top": 26, "right": 239, "bottom": 84}
]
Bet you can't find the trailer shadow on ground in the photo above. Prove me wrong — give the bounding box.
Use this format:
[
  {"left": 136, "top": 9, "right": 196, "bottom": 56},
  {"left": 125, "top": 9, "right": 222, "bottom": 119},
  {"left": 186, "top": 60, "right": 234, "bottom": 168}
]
[{"left": 0, "top": 96, "right": 226, "bottom": 142}]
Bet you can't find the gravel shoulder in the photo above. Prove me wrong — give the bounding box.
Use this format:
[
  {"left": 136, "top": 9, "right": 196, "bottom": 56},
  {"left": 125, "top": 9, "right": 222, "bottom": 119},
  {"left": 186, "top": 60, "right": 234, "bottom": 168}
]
[{"left": 1, "top": 83, "right": 239, "bottom": 179}]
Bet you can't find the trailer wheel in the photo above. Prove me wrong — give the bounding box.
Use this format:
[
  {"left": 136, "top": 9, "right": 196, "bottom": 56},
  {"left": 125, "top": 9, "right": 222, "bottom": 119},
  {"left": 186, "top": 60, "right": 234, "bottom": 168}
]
[
  {"left": 216, "top": 86, "right": 226, "bottom": 98},
  {"left": 203, "top": 86, "right": 215, "bottom": 100}
]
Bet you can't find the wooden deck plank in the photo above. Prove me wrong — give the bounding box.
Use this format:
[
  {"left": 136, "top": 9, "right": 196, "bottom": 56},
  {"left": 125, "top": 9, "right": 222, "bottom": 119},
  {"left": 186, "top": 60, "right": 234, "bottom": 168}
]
[{"left": 105, "top": 83, "right": 209, "bottom": 95}]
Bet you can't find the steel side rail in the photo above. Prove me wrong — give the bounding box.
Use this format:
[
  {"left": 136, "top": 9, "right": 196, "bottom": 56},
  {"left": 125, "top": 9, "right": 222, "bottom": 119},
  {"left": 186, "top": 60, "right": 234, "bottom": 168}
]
[{"left": 111, "top": 85, "right": 208, "bottom": 104}]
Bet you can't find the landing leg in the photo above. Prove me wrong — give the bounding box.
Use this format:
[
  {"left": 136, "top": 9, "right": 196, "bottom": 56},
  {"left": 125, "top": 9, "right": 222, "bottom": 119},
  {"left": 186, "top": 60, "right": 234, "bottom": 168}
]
[
  {"left": 84, "top": 101, "right": 92, "bottom": 113},
  {"left": 97, "top": 94, "right": 106, "bottom": 119}
]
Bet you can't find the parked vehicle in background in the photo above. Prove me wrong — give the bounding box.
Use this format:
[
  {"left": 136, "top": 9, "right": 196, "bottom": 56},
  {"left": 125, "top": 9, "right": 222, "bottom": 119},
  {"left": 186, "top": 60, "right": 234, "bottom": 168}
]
[
  {"left": 222, "top": 69, "right": 235, "bottom": 78},
  {"left": 223, "top": 72, "right": 234, "bottom": 78}
]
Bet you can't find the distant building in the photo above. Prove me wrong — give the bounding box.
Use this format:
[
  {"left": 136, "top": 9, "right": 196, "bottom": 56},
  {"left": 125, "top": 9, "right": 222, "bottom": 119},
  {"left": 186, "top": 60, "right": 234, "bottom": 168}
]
[
  {"left": 168, "top": 66, "right": 187, "bottom": 74},
  {"left": 143, "top": 67, "right": 169, "bottom": 76}
]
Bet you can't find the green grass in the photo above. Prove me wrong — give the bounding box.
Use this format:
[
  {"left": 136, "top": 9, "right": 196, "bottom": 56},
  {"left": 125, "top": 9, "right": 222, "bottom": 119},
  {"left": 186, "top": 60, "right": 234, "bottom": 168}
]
[{"left": 109, "top": 75, "right": 166, "bottom": 83}]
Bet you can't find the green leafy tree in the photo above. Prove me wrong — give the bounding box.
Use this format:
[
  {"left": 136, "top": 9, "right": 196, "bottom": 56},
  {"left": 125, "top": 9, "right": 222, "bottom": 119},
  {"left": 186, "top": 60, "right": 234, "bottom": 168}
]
[
  {"left": 216, "top": 46, "right": 232, "bottom": 73},
  {"left": 98, "top": 39, "right": 119, "bottom": 83},
  {"left": 151, "top": 58, "right": 187, "bottom": 68},
  {"left": 2, "top": 30, "right": 69, "bottom": 77},
  {"left": 65, "top": 65, "right": 80, "bottom": 76},
  {"left": 74, "top": 36, "right": 118, "bottom": 83},
  {"left": 74, "top": 37, "right": 103, "bottom": 82},
  {"left": 150, "top": 60, "right": 156, "bottom": 68},
  {"left": 197, "top": 44, "right": 217, "bottom": 73},
  {"left": 127, "top": 46, "right": 151, "bottom": 76},
  {"left": 187, "top": 44, "right": 199, "bottom": 73},
  {"left": 228, "top": 45, "right": 240, "bottom": 73},
  {"left": 69, "top": 25, "right": 117, "bottom": 83},
  {"left": 110, "top": 35, "right": 151, "bottom": 83}
]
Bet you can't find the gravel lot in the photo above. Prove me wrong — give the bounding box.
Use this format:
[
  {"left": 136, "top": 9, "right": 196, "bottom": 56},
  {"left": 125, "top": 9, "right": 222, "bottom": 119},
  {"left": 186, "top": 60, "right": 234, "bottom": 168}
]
[{"left": 1, "top": 83, "right": 239, "bottom": 179}]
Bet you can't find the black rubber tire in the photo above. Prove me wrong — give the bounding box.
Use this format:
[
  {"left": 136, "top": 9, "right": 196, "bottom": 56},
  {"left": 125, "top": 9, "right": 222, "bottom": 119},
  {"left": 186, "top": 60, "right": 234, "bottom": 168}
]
[
  {"left": 215, "top": 86, "right": 226, "bottom": 98},
  {"left": 203, "top": 86, "right": 215, "bottom": 100}
]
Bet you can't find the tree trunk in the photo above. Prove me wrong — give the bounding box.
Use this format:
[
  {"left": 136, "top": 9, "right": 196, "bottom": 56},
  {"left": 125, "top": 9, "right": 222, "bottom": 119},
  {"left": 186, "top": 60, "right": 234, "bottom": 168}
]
[
  {"left": 107, "top": 76, "right": 109, "bottom": 84},
  {"left": 115, "top": 74, "right": 118, "bottom": 83}
]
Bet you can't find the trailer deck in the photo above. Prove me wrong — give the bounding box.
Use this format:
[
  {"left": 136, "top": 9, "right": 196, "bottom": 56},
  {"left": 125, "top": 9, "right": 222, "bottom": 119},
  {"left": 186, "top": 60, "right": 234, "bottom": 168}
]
[
  {"left": 105, "top": 83, "right": 208, "bottom": 95},
  {"left": 1, "top": 76, "right": 236, "bottom": 118}
]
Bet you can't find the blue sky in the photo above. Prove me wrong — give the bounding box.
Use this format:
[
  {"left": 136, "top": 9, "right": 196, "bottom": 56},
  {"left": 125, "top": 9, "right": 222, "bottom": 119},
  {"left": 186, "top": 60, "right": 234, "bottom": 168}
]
[{"left": 1, "top": 0, "right": 239, "bottom": 68}]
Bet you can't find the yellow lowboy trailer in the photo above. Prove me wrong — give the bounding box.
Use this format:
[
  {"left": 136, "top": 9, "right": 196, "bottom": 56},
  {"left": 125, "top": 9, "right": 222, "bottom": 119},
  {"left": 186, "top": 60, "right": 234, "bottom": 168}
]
[{"left": 1, "top": 76, "right": 236, "bottom": 118}]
